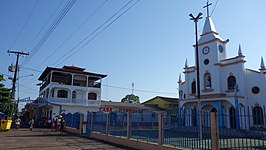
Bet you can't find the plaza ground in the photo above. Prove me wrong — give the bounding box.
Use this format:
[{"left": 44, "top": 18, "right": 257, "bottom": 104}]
[{"left": 0, "top": 128, "right": 131, "bottom": 150}]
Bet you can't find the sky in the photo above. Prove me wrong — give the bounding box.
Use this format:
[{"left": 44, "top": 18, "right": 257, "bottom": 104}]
[{"left": 1, "top": 0, "right": 266, "bottom": 109}]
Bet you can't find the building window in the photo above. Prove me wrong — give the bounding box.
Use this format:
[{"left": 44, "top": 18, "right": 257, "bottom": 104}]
[
  {"left": 73, "top": 75, "right": 87, "bottom": 87},
  {"left": 51, "top": 72, "right": 72, "bottom": 85},
  {"left": 58, "top": 90, "right": 68, "bottom": 98},
  {"left": 227, "top": 75, "right": 236, "bottom": 90},
  {"left": 253, "top": 106, "right": 264, "bottom": 126},
  {"left": 88, "top": 93, "right": 97, "bottom": 100},
  {"left": 204, "top": 73, "right": 212, "bottom": 89},
  {"left": 51, "top": 89, "right": 55, "bottom": 97},
  {"left": 252, "top": 86, "right": 260, "bottom": 94},
  {"left": 191, "top": 81, "right": 196, "bottom": 94},
  {"left": 72, "top": 91, "right": 76, "bottom": 99}
]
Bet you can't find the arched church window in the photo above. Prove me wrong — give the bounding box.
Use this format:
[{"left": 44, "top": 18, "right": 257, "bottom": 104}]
[
  {"left": 204, "top": 73, "right": 212, "bottom": 89},
  {"left": 88, "top": 92, "right": 97, "bottom": 100},
  {"left": 58, "top": 90, "right": 68, "bottom": 98},
  {"left": 227, "top": 75, "right": 236, "bottom": 90},
  {"left": 191, "top": 81, "right": 196, "bottom": 94},
  {"left": 253, "top": 106, "right": 264, "bottom": 126},
  {"left": 72, "top": 91, "right": 76, "bottom": 99}
]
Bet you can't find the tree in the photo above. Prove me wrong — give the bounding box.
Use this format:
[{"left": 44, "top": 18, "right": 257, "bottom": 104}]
[
  {"left": 0, "top": 74, "right": 15, "bottom": 116},
  {"left": 121, "top": 94, "right": 140, "bottom": 104},
  {"left": 0, "top": 75, "right": 11, "bottom": 101}
]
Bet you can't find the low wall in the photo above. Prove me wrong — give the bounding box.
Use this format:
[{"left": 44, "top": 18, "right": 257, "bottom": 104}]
[
  {"left": 91, "top": 132, "right": 186, "bottom": 150},
  {"left": 64, "top": 127, "right": 80, "bottom": 134}
]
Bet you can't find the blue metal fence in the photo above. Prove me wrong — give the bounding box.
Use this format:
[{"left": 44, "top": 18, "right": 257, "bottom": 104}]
[
  {"left": 218, "top": 106, "right": 266, "bottom": 149},
  {"left": 92, "top": 112, "right": 106, "bottom": 134},
  {"left": 72, "top": 112, "right": 80, "bottom": 129},
  {"left": 65, "top": 113, "right": 72, "bottom": 127},
  {"left": 130, "top": 111, "right": 158, "bottom": 143},
  {"left": 163, "top": 109, "right": 211, "bottom": 150},
  {"left": 87, "top": 105, "right": 266, "bottom": 150},
  {"left": 108, "top": 112, "right": 127, "bottom": 137}
]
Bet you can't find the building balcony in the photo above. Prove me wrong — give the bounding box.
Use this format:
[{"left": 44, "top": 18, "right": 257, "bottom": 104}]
[
  {"left": 39, "top": 81, "right": 101, "bottom": 93},
  {"left": 47, "top": 98, "right": 101, "bottom": 106}
]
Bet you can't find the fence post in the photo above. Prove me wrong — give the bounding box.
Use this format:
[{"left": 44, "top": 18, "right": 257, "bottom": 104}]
[
  {"left": 106, "top": 113, "right": 109, "bottom": 135},
  {"left": 127, "top": 112, "right": 131, "bottom": 139},
  {"left": 158, "top": 112, "right": 163, "bottom": 146},
  {"left": 86, "top": 112, "right": 92, "bottom": 137},
  {"left": 210, "top": 111, "right": 219, "bottom": 150},
  {"left": 79, "top": 114, "right": 83, "bottom": 134}
]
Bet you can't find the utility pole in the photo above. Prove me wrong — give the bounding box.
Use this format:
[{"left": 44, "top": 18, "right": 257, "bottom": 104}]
[
  {"left": 189, "top": 12, "right": 203, "bottom": 140},
  {"left": 7, "top": 50, "right": 29, "bottom": 102},
  {"left": 131, "top": 83, "right": 134, "bottom": 95}
]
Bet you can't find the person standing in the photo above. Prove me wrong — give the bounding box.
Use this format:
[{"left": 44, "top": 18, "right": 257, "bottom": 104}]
[
  {"left": 29, "top": 119, "right": 34, "bottom": 131},
  {"left": 15, "top": 118, "right": 21, "bottom": 129}
]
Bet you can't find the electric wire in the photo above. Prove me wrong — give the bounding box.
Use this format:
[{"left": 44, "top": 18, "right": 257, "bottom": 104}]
[
  {"left": 19, "top": 90, "right": 37, "bottom": 95},
  {"left": 198, "top": 0, "right": 219, "bottom": 33},
  {"left": 54, "top": 0, "right": 139, "bottom": 67},
  {"left": 36, "top": 0, "right": 108, "bottom": 68},
  {"left": 24, "top": 0, "right": 64, "bottom": 50},
  {"left": 210, "top": 0, "right": 219, "bottom": 17},
  {"left": 22, "top": 0, "right": 76, "bottom": 66},
  {"left": 20, "top": 66, "right": 42, "bottom": 73},
  {"left": 102, "top": 84, "right": 177, "bottom": 95},
  {"left": 23, "top": 0, "right": 76, "bottom": 65},
  {"left": 9, "top": 0, "right": 40, "bottom": 49},
  {"left": 0, "top": 72, "right": 10, "bottom": 77},
  {"left": 19, "top": 84, "right": 39, "bottom": 92},
  {"left": 21, "top": 0, "right": 108, "bottom": 85}
]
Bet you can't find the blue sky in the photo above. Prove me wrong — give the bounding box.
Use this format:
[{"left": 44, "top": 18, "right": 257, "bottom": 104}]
[{"left": 1, "top": 0, "right": 266, "bottom": 108}]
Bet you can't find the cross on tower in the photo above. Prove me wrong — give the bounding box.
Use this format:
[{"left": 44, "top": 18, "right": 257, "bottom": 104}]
[{"left": 203, "top": 0, "right": 212, "bottom": 17}]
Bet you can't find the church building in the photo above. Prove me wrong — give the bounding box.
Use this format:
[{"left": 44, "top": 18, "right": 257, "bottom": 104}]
[{"left": 178, "top": 8, "right": 266, "bottom": 129}]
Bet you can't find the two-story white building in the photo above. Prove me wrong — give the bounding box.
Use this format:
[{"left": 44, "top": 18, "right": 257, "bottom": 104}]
[
  {"left": 178, "top": 13, "right": 266, "bottom": 129},
  {"left": 38, "top": 65, "right": 107, "bottom": 120}
]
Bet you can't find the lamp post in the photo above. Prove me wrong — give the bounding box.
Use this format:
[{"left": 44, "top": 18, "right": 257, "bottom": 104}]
[{"left": 189, "top": 12, "right": 203, "bottom": 140}]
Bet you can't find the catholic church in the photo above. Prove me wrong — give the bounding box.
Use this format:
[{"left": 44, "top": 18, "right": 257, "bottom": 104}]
[{"left": 178, "top": 5, "right": 266, "bottom": 129}]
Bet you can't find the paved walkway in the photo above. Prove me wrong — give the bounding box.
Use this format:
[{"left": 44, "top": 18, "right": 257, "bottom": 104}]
[{"left": 0, "top": 128, "right": 128, "bottom": 150}]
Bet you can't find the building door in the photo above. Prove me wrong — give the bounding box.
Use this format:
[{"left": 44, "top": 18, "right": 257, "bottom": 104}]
[
  {"left": 192, "top": 108, "right": 197, "bottom": 127},
  {"left": 229, "top": 106, "right": 236, "bottom": 128}
]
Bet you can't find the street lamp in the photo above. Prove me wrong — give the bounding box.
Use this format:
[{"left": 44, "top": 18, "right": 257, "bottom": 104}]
[{"left": 189, "top": 12, "right": 203, "bottom": 140}]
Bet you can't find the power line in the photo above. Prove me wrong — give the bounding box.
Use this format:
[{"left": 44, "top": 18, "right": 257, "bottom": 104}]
[
  {"left": 52, "top": 0, "right": 135, "bottom": 66},
  {"left": 9, "top": 0, "right": 40, "bottom": 48},
  {"left": 19, "top": 84, "right": 39, "bottom": 92},
  {"left": 53, "top": 0, "right": 139, "bottom": 67},
  {"left": 198, "top": 0, "right": 219, "bottom": 33},
  {"left": 24, "top": 0, "right": 64, "bottom": 50},
  {"left": 210, "top": 0, "right": 219, "bottom": 17},
  {"left": 24, "top": 0, "right": 76, "bottom": 65},
  {"left": 19, "top": 90, "right": 38, "bottom": 95},
  {"left": 22, "top": 0, "right": 76, "bottom": 66},
  {"left": 20, "top": 66, "right": 42, "bottom": 73},
  {"left": 21, "top": 0, "right": 108, "bottom": 85},
  {"left": 102, "top": 84, "right": 177, "bottom": 95},
  {"left": 36, "top": 0, "right": 109, "bottom": 68},
  {"left": 0, "top": 72, "right": 10, "bottom": 77}
]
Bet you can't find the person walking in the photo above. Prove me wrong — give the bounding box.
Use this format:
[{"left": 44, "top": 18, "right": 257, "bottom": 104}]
[
  {"left": 60, "top": 118, "right": 65, "bottom": 134},
  {"left": 51, "top": 119, "right": 56, "bottom": 131},
  {"left": 29, "top": 119, "right": 34, "bottom": 131}
]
